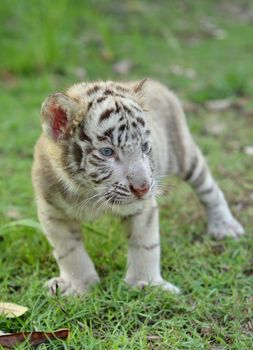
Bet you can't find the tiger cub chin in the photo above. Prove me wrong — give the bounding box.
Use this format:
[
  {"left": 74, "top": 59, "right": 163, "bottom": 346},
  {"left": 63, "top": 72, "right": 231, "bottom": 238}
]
[{"left": 32, "top": 79, "right": 244, "bottom": 296}]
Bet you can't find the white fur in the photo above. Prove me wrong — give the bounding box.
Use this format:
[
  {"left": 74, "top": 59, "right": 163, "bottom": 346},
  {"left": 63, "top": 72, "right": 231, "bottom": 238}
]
[{"left": 33, "top": 80, "right": 244, "bottom": 296}]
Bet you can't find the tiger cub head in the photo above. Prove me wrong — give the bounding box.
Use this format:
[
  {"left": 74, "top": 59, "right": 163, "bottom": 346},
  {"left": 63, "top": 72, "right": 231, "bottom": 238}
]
[{"left": 41, "top": 79, "right": 154, "bottom": 208}]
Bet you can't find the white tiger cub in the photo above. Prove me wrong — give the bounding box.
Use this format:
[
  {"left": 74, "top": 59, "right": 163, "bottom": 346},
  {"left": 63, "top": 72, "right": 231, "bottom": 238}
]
[{"left": 32, "top": 79, "right": 244, "bottom": 295}]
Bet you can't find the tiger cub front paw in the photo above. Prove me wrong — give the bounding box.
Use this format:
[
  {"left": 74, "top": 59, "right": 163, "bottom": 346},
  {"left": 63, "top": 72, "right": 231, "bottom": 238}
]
[
  {"left": 46, "top": 275, "right": 99, "bottom": 296},
  {"left": 208, "top": 211, "right": 244, "bottom": 240},
  {"left": 125, "top": 278, "right": 181, "bottom": 294}
]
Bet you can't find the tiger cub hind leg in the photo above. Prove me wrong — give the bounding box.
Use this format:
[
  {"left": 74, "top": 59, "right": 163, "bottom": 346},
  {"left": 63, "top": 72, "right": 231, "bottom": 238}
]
[{"left": 183, "top": 147, "right": 244, "bottom": 239}]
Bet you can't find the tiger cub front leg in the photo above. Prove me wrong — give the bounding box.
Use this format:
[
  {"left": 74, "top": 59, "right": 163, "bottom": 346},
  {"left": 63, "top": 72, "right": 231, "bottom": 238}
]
[
  {"left": 124, "top": 197, "right": 180, "bottom": 294},
  {"left": 38, "top": 200, "right": 99, "bottom": 296}
]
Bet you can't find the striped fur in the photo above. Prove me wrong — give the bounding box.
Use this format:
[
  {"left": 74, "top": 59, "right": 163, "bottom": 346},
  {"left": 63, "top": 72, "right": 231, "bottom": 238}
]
[{"left": 32, "top": 79, "right": 244, "bottom": 296}]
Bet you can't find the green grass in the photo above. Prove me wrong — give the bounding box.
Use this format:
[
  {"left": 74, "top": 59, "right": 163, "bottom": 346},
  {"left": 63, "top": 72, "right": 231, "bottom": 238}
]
[{"left": 0, "top": 0, "right": 253, "bottom": 349}]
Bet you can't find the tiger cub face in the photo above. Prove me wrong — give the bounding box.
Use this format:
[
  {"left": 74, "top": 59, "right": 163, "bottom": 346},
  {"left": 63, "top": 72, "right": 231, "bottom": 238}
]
[{"left": 41, "top": 80, "right": 154, "bottom": 210}]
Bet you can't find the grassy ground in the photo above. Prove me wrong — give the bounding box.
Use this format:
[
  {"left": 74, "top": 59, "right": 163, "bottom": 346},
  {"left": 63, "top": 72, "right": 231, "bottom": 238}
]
[{"left": 0, "top": 1, "right": 253, "bottom": 349}]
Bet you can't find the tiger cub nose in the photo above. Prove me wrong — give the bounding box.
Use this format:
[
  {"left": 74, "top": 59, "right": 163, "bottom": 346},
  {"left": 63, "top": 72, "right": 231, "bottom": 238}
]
[{"left": 129, "top": 184, "right": 150, "bottom": 198}]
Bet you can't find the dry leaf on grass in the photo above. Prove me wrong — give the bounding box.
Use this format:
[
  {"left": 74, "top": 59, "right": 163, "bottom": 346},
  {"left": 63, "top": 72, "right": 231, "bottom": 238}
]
[
  {"left": 242, "top": 319, "right": 253, "bottom": 333},
  {"left": 0, "top": 303, "right": 28, "bottom": 318},
  {"left": 200, "top": 18, "right": 227, "bottom": 40},
  {"left": 72, "top": 67, "right": 86, "bottom": 80},
  {"left": 112, "top": 60, "right": 133, "bottom": 75},
  {"left": 205, "top": 98, "right": 233, "bottom": 111},
  {"left": 183, "top": 100, "right": 200, "bottom": 113},
  {"left": 100, "top": 48, "right": 114, "bottom": 61},
  {"left": 244, "top": 146, "right": 253, "bottom": 155},
  {"left": 4, "top": 207, "right": 22, "bottom": 220},
  {"left": 146, "top": 335, "right": 162, "bottom": 341},
  {"left": 204, "top": 120, "right": 226, "bottom": 136},
  {"left": 0, "top": 329, "right": 69, "bottom": 349},
  {"left": 170, "top": 65, "right": 196, "bottom": 79}
]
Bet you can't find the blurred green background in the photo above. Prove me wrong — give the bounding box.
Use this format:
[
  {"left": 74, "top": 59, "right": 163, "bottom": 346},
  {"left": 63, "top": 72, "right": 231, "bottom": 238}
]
[
  {"left": 0, "top": 1, "right": 253, "bottom": 349},
  {"left": 1, "top": 0, "right": 253, "bottom": 98}
]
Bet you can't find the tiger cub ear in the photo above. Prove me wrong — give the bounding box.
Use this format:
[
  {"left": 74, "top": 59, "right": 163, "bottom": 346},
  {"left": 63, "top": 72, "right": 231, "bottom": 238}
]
[
  {"left": 41, "top": 93, "right": 78, "bottom": 141},
  {"left": 132, "top": 78, "right": 148, "bottom": 94}
]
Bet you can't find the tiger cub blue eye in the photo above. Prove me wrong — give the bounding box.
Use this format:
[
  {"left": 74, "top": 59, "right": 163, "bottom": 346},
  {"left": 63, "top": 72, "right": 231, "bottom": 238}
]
[
  {"left": 99, "top": 147, "right": 114, "bottom": 157},
  {"left": 141, "top": 142, "right": 150, "bottom": 153}
]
